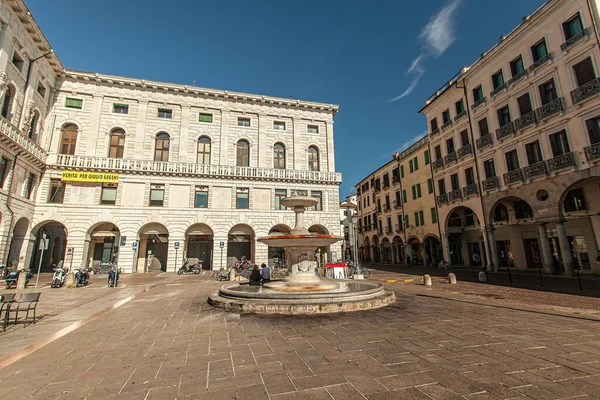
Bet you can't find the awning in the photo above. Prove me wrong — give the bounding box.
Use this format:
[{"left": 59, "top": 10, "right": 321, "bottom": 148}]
[{"left": 91, "top": 231, "right": 117, "bottom": 238}]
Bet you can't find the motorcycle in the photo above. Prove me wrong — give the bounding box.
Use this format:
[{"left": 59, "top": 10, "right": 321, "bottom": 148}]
[
  {"left": 177, "top": 258, "right": 202, "bottom": 275},
  {"left": 108, "top": 264, "right": 119, "bottom": 287},
  {"left": 5, "top": 269, "right": 33, "bottom": 289},
  {"left": 233, "top": 256, "right": 254, "bottom": 273},
  {"left": 75, "top": 268, "right": 91, "bottom": 287},
  {"left": 51, "top": 261, "right": 68, "bottom": 288}
]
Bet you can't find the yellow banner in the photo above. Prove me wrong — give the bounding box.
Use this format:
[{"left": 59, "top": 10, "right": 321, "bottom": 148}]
[{"left": 61, "top": 171, "right": 119, "bottom": 183}]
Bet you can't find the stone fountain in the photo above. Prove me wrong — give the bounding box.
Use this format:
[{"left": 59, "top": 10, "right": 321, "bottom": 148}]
[{"left": 208, "top": 193, "right": 395, "bottom": 314}]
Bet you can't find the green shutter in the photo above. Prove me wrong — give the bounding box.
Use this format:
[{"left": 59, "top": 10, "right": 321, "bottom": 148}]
[
  {"left": 409, "top": 159, "right": 414, "bottom": 173},
  {"left": 431, "top": 208, "right": 437, "bottom": 224},
  {"left": 405, "top": 215, "right": 409, "bottom": 227},
  {"left": 419, "top": 211, "right": 424, "bottom": 226},
  {"left": 402, "top": 189, "right": 407, "bottom": 203},
  {"left": 414, "top": 212, "right": 419, "bottom": 227},
  {"left": 400, "top": 165, "right": 404, "bottom": 178},
  {"left": 66, "top": 98, "right": 82, "bottom": 108},
  {"left": 411, "top": 186, "right": 416, "bottom": 200},
  {"left": 417, "top": 184, "right": 422, "bottom": 198},
  {"left": 428, "top": 179, "right": 434, "bottom": 194},
  {"left": 199, "top": 113, "right": 213, "bottom": 123},
  {"left": 414, "top": 157, "right": 419, "bottom": 171},
  {"left": 424, "top": 150, "right": 430, "bottom": 165}
]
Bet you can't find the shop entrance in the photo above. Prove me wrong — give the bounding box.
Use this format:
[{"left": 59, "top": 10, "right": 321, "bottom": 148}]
[
  {"left": 186, "top": 224, "right": 213, "bottom": 270},
  {"left": 138, "top": 223, "right": 169, "bottom": 272},
  {"left": 227, "top": 224, "right": 254, "bottom": 266}
]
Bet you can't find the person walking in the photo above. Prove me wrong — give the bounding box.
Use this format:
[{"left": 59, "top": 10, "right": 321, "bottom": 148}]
[
  {"left": 249, "top": 264, "right": 261, "bottom": 286},
  {"left": 260, "top": 263, "right": 270, "bottom": 283}
]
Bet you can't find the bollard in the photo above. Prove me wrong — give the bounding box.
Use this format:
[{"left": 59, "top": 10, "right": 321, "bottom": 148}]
[
  {"left": 229, "top": 268, "right": 235, "bottom": 281},
  {"left": 448, "top": 273, "right": 457, "bottom": 284},
  {"left": 478, "top": 270, "right": 487, "bottom": 283},
  {"left": 65, "top": 271, "right": 76, "bottom": 287},
  {"left": 423, "top": 274, "right": 432, "bottom": 286}
]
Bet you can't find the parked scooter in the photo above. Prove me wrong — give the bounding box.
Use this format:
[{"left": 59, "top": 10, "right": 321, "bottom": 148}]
[
  {"left": 177, "top": 258, "right": 202, "bottom": 275},
  {"left": 108, "top": 263, "right": 119, "bottom": 287},
  {"left": 75, "top": 267, "right": 91, "bottom": 287},
  {"left": 51, "top": 261, "right": 68, "bottom": 288},
  {"left": 5, "top": 269, "right": 33, "bottom": 289}
]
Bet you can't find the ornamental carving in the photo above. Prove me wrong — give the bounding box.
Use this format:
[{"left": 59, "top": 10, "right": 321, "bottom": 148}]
[{"left": 0, "top": 70, "right": 7, "bottom": 91}]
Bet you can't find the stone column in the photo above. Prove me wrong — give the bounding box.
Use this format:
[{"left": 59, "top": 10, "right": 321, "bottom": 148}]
[
  {"left": 480, "top": 228, "right": 492, "bottom": 272},
  {"left": 442, "top": 233, "right": 451, "bottom": 264},
  {"left": 537, "top": 223, "right": 554, "bottom": 274},
  {"left": 555, "top": 221, "right": 574, "bottom": 277},
  {"left": 487, "top": 228, "right": 500, "bottom": 272}
]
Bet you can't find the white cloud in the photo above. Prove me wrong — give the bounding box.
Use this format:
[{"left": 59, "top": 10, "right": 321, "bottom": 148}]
[
  {"left": 393, "top": 130, "right": 429, "bottom": 153},
  {"left": 419, "top": 0, "right": 462, "bottom": 58},
  {"left": 389, "top": 69, "right": 425, "bottom": 101},
  {"left": 405, "top": 54, "right": 423, "bottom": 76}
]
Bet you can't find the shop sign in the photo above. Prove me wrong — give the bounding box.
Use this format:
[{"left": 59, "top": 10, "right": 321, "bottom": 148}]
[{"left": 61, "top": 171, "right": 119, "bottom": 183}]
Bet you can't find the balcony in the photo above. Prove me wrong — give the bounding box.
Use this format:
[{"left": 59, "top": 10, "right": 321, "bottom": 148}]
[
  {"left": 548, "top": 152, "right": 575, "bottom": 172},
  {"left": 514, "top": 111, "right": 537, "bottom": 131},
  {"left": 457, "top": 144, "right": 472, "bottom": 159},
  {"left": 374, "top": 186, "right": 381, "bottom": 192},
  {"left": 571, "top": 78, "right": 600, "bottom": 105},
  {"left": 433, "top": 158, "right": 444, "bottom": 171},
  {"left": 444, "top": 152, "right": 457, "bottom": 165},
  {"left": 395, "top": 224, "right": 403, "bottom": 233},
  {"left": 585, "top": 142, "right": 600, "bottom": 162},
  {"left": 449, "top": 189, "right": 462, "bottom": 203},
  {"left": 0, "top": 116, "right": 48, "bottom": 165},
  {"left": 471, "top": 97, "right": 486, "bottom": 110},
  {"left": 463, "top": 183, "right": 478, "bottom": 197},
  {"left": 436, "top": 193, "right": 448, "bottom": 205},
  {"left": 508, "top": 70, "right": 528, "bottom": 86},
  {"left": 52, "top": 154, "right": 343, "bottom": 183},
  {"left": 384, "top": 205, "right": 391, "bottom": 212},
  {"left": 561, "top": 27, "right": 592, "bottom": 52},
  {"left": 482, "top": 176, "right": 499, "bottom": 191},
  {"left": 496, "top": 122, "right": 515, "bottom": 141},
  {"left": 385, "top": 228, "right": 393, "bottom": 235},
  {"left": 536, "top": 97, "right": 564, "bottom": 121},
  {"left": 430, "top": 128, "right": 440, "bottom": 137},
  {"left": 383, "top": 182, "right": 390, "bottom": 189},
  {"left": 490, "top": 83, "right": 508, "bottom": 97},
  {"left": 392, "top": 176, "right": 400, "bottom": 185},
  {"left": 393, "top": 200, "right": 402, "bottom": 209},
  {"left": 441, "top": 120, "right": 453, "bottom": 130},
  {"left": 376, "top": 208, "right": 382, "bottom": 215},
  {"left": 503, "top": 169, "right": 523, "bottom": 185},
  {"left": 523, "top": 161, "right": 547, "bottom": 179},
  {"left": 529, "top": 53, "right": 552, "bottom": 73},
  {"left": 476, "top": 133, "right": 493, "bottom": 150},
  {"left": 454, "top": 111, "right": 466, "bottom": 122}
]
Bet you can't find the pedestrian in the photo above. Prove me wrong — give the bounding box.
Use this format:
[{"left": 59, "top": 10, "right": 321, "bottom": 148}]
[
  {"left": 249, "top": 264, "right": 261, "bottom": 286},
  {"left": 261, "top": 262, "right": 270, "bottom": 283}
]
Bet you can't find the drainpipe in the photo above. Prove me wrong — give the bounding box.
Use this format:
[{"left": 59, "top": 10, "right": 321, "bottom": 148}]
[
  {"left": 4, "top": 153, "right": 19, "bottom": 269},
  {"left": 586, "top": 0, "right": 600, "bottom": 48},
  {"left": 427, "top": 141, "right": 443, "bottom": 262}
]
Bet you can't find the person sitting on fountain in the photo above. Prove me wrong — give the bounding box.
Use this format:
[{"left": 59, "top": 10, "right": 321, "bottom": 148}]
[
  {"left": 260, "top": 263, "right": 270, "bottom": 283},
  {"left": 249, "top": 264, "right": 261, "bottom": 286}
]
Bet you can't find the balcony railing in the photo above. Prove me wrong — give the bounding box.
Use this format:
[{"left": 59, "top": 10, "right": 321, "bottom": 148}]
[
  {"left": 454, "top": 111, "right": 466, "bottom": 121},
  {"left": 508, "top": 69, "right": 528, "bottom": 86},
  {"left": 441, "top": 120, "right": 453, "bottom": 130},
  {"left": 433, "top": 158, "right": 444, "bottom": 171},
  {"left": 514, "top": 111, "right": 537, "bottom": 131},
  {"left": 430, "top": 127, "right": 440, "bottom": 136},
  {"left": 524, "top": 161, "right": 547, "bottom": 179},
  {"left": 392, "top": 176, "right": 400, "bottom": 184},
  {"left": 457, "top": 144, "right": 472, "bottom": 159},
  {"left": 444, "top": 152, "right": 457, "bottom": 165},
  {"left": 585, "top": 142, "right": 600, "bottom": 161},
  {"left": 471, "top": 97, "right": 486, "bottom": 110},
  {"left": 463, "top": 183, "right": 478, "bottom": 197},
  {"left": 561, "top": 27, "right": 592, "bottom": 52},
  {"left": 0, "top": 116, "right": 48, "bottom": 163},
  {"left": 529, "top": 53, "right": 552, "bottom": 73},
  {"left": 384, "top": 205, "right": 391, "bottom": 212},
  {"left": 385, "top": 228, "right": 393, "bottom": 234},
  {"left": 536, "top": 97, "right": 564, "bottom": 121},
  {"left": 571, "top": 78, "right": 600, "bottom": 105},
  {"left": 383, "top": 182, "right": 390, "bottom": 189},
  {"left": 548, "top": 152, "right": 575, "bottom": 172},
  {"left": 449, "top": 189, "right": 462, "bottom": 202},
  {"left": 496, "top": 122, "right": 515, "bottom": 141},
  {"left": 482, "top": 176, "right": 499, "bottom": 191},
  {"left": 490, "top": 83, "right": 508, "bottom": 97},
  {"left": 436, "top": 193, "right": 449, "bottom": 205},
  {"left": 476, "top": 133, "right": 493, "bottom": 150},
  {"left": 52, "top": 154, "right": 343, "bottom": 183},
  {"left": 395, "top": 224, "right": 403, "bottom": 233},
  {"left": 393, "top": 200, "right": 402, "bottom": 209},
  {"left": 503, "top": 169, "right": 523, "bottom": 185}
]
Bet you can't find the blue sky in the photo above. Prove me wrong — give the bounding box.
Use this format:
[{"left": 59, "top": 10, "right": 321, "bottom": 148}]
[{"left": 27, "top": 0, "right": 544, "bottom": 199}]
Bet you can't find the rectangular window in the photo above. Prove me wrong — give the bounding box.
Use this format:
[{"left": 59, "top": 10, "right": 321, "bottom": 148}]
[
  {"left": 383, "top": 174, "right": 390, "bottom": 187},
  {"left": 11, "top": 51, "right": 24, "bottom": 71},
  {"left": 402, "top": 189, "right": 407, "bottom": 203},
  {"left": 450, "top": 174, "right": 459, "bottom": 191},
  {"left": 236, "top": 188, "right": 249, "bottom": 209},
  {"left": 25, "top": 174, "right": 35, "bottom": 200},
  {"left": 199, "top": 113, "right": 213, "bottom": 123},
  {"left": 392, "top": 167, "right": 399, "bottom": 181},
  {"left": 492, "top": 70, "right": 504, "bottom": 89},
  {"left": 65, "top": 98, "right": 83, "bottom": 109},
  {"left": 274, "top": 189, "right": 287, "bottom": 210},
  {"left": 539, "top": 79, "right": 558, "bottom": 105},
  {"left": 460, "top": 129, "right": 469, "bottom": 146},
  {"left": 416, "top": 183, "right": 422, "bottom": 198},
  {"left": 505, "top": 150, "right": 520, "bottom": 171},
  {"left": 405, "top": 215, "right": 409, "bottom": 228},
  {"left": 158, "top": 108, "right": 172, "bottom": 119},
  {"left": 446, "top": 138, "right": 455, "bottom": 153},
  {"left": 525, "top": 141, "right": 543, "bottom": 164},
  {"left": 385, "top": 195, "right": 390, "bottom": 209},
  {"left": 397, "top": 215, "right": 403, "bottom": 231},
  {"left": 414, "top": 212, "right": 420, "bottom": 227},
  {"left": 517, "top": 93, "right": 533, "bottom": 116},
  {"left": 430, "top": 118, "right": 438, "bottom": 132},
  {"left": 455, "top": 100, "right": 465, "bottom": 115},
  {"left": 419, "top": 211, "right": 424, "bottom": 226},
  {"left": 465, "top": 167, "right": 475, "bottom": 185},
  {"left": 549, "top": 130, "right": 571, "bottom": 157},
  {"left": 307, "top": 125, "right": 319, "bottom": 133},
  {"left": 411, "top": 185, "right": 417, "bottom": 200},
  {"left": 427, "top": 178, "right": 434, "bottom": 194},
  {"left": 195, "top": 186, "right": 208, "bottom": 208},
  {"left": 413, "top": 157, "right": 418, "bottom": 171},
  {"left": 473, "top": 85, "right": 484, "bottom": 102},
  {"left": 431, "top": 207, "right": 438, "bottom": 224},
  {"left": 101, "top": 183, "right": 117, "bottom": 205},
  {"left": 409, "top": 159, "right": 414, "bottom": 173},
  {"left": 442, "top": 109, "right": 451, "bottom": 124},
  {"left": 563, "top": 13, "right": 583, "bottom": 41},
  {"left": 149, "top": 184, "right": 165, "bottom": 206},
  {"left": 113, "top": 103, "right": 128, "bottom": 114},
  {"left": 478, "top": 118, "right": 490, "bottom": 137},
  {"left": 564, "top": 188, "right": 586, "bottom": 212},
  {"left": 438, "top": 179, "right": 446, "bottom": 194},
  {"left": 531, "top": 39, "right": 548, "bottom": 63},
  {"left": 395, "top": 190, "right": 401, "bottom": 206},
  {"left": 48, "top": 179, "right": 65, "bottom": 203},
  {"left": 510, "top": 56, "right": 525, "bottom": 77},
  {"left": 434, "top": 145, "right": 442, "bottom": 160},
  {"left": 497, "top": 106, "right": 511, "bottom": 126},
  {"left": 0, "top": 157, "right": 7, "bottom": 189},
  {"left": 424, "top": 150, "right": 430, "bottom": 165},
  {"left": 484, "top": 159, "right": 496, "bottom": 179},
  {"left": 36, "top": 82, "right": 46, "bottom": 98},
  {"left": 311, "top": 191, "right": 322, "bottom": 211},
  {"left": 585, "top": 116, "right": 600, "bottom": 145},
  {"left": 273, "top": 121, "right": 285, "bottom": 130},
  {"left": 573, "top": 58, "right": 596, "bottom": 87}
]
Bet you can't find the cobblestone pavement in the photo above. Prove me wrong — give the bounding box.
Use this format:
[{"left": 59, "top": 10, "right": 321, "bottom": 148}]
[{"left": 0, "top": 270, "right": 599, "bottom": 399}]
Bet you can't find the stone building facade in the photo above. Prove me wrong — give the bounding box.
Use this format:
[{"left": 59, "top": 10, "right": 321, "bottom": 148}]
[{"left": 0, "top": 0, "right": 341, "bottom": 273}]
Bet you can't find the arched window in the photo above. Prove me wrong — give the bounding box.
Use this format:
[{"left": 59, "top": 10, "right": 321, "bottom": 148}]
[
  {"left": 154, "top": 132, "right": 170, "bottom": 161},
  {"left": 28, "top": 110, "right": 40, "bottom": 140},
  {"left": 273, "top": 143, "right": 285, "bottom": 169},
  {"left": 236, "top": 140, "right": 249, "bottom": 167},
  {"left": 109, "top": 128, "right": 126, "bottom": 158},
  {"left": 197, "top": 136, "right": 211, "bottom": 164},
  {"left": 308, "top": 146, "right": 319, "bottom": 171},
  {"left": 59, "top": 124, "right": 78, "bottom": 155},
  {"left": 493, "top": 204, "right": 509, "bottom": 222},
  {"left": 1, "top": 85, "right": 15, "bottom": 119},
  {"left": 448, "top": 212, "right": 462, "bottom": 227}
]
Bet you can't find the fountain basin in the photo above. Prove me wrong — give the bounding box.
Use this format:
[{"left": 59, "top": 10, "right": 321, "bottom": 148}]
[{"left": 257, "top": 234, "right": 341, "bottom": 248}]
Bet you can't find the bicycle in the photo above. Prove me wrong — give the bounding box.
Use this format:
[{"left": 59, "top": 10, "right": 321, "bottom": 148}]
[
  {"left": 437, "top": 260, "right": 451, "bottom": 270},
  {"left": 348, "top": 263, "right": 370, "bottom": 279},
  {"left": 212, "top": 268, "right": 230, "bottom": 281}
]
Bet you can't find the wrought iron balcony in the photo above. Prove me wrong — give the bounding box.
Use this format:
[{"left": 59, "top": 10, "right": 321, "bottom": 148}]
[
  {"left": 384, "top": 205, "right": 391, "bottom": 212},
  {"left": 585, "top": 142, "right": 600, "bottom": 162},
  {"left": 503, "top": 169, "right": 523, "bottom": 185},
  {"left": 436, "top": 193, "right": 449, "bottom": 205},
  {"left": 441, "top": 120, "right": 453, "bottom": 130},
  {"left": 52, "top": 154, "right": 343, "bottom": 183},
  {"left": 457, "top": 144, "right": 472, "bottom": 159},
  {"left": 471, "top": 97, "right": 486, "bottom": 110},
  {"left": 463, "top": 183, "right": 478, "bottom": 197},
  {"left": 392, "top": 176, "right": 400, "bottom": 184},
  {"left": 496, "top": 122, "right": 515, "bottom": 141},
  {"left": 383, "top": 182, "right": 390, "bottom": 189},
  {"left": 536, "top": 97, "right": 564, "bottom": 121},
  {"left": 508, "top": 69, "right": 528, "bottom": 86},
  {"left": 444, "top": 152, "right": 457, "bottom": 165},
  {"left": 529, "top": 53, "right": 552, "bottom": 73},
  {"left": 449, "top": 189, "right": 462, "bottom": 202},
  {"left": 571, "top": 78, "right": 600, "bottom": 105},
  {"left": 454, "top": 111, "right": 466, "bottom": 121},
  {"left": 0, "top": 116, "right": 48, "bottom": 165},
  {"left": 393, "top": 200, "right": 402, "bottom": 209},
  {"left": 490, "top": 83, "right": 508, "bottom": 97},
  {"left": 476, "top": 133, "right": 493, "bottom": 150},
  {"left": 433, "top": 158, "right": 444, "bottom": 171},
  {"left": 524, "top": 161, "right": 547, "bottom": 179},
  {"left": 482, "top": 176, "right": 499, "bottom": 191},
  {"left": 561, "top": 27, "right": 592, "bottom": 51},
  {"left": 514, "top": 111, "right": 537, "bottom": 131},
  {"left": 548, "top": 152, "right": 575, "bottom": 172},
  {"left": 376, "top": 208, "right": 382, "bottom": 215},
  {"left": 430, "top": 127, "right": 440, "bottom": 136}
]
